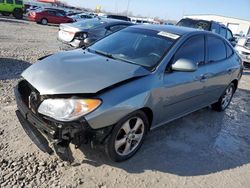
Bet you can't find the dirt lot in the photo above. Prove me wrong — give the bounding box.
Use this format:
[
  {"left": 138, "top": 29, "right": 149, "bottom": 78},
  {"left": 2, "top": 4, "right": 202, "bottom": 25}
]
[{"left": 0, "top": 17, "right": 250, "bottom": 188}]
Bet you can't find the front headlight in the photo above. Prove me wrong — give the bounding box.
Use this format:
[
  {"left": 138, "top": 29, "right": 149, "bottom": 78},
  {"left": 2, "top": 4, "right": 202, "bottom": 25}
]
[{"left": 38, "top": 98, "right": 101, "bottom": 122}]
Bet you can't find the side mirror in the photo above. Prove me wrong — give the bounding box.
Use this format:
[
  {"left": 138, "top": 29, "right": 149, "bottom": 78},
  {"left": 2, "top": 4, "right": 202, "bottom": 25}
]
[{"left": 171, "top": 58, "right": 198, "bottom": 72}]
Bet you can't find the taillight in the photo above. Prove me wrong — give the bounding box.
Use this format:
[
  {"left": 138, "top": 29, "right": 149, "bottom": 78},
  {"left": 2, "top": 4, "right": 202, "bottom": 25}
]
[
  {"left": 30, "top": 12, "right": 36, "bottom": 17},
  {"left": 67, "top": 31, "right": 76, "bottom": 36}
]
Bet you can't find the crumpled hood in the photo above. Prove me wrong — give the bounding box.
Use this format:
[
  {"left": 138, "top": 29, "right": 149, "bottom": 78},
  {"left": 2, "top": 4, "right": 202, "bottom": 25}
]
[{"left": 22, "top": 49, "right": 150, "bottom": 95}]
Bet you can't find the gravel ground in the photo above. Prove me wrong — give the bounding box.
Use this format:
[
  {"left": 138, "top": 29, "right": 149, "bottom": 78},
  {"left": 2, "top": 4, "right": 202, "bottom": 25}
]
[{"left": 0, "top": 17, "right": 250, "bottom": 188}]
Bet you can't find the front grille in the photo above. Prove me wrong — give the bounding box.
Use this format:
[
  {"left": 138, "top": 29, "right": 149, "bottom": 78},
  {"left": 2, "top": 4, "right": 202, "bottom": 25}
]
[{"left": 18, "top": 80, "right": 40, "bottom": 112}]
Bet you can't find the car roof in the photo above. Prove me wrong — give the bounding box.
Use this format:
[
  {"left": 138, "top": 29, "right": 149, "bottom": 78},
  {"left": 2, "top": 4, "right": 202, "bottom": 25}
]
[
  {"left": 131, "top": 24, "right": 202, "bottom": 36},
  {"left": 97, "top": 18, "right": 132, "bottom": 25}
]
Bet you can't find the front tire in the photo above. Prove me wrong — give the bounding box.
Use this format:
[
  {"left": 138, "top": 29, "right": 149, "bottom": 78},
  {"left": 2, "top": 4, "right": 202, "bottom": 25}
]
[
  {"left": 212, "top": 83, "right": 235, "bottom": 111},
  {"left": 40, "top": 18, "right": 48, "bottom": 25},
  {"left": 105, "top": 110, "right": 149, "bottom": 162}
]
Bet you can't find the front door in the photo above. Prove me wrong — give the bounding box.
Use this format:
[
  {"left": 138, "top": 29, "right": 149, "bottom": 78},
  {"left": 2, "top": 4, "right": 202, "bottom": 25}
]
[{"left": 153, "top": 35, "right": 208, "bottom": 127}]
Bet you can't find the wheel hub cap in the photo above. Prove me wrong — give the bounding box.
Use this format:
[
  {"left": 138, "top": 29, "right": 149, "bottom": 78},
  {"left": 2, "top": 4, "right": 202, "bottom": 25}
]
[{"left": 115, "top": 117, "right": 144, "bottom": 156}]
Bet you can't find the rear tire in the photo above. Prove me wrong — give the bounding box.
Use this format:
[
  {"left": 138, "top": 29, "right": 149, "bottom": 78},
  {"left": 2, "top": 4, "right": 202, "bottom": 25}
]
[
  {"left": 105, "top": 110, "right": 149, "bottom": 162},
  {"left": 13, "top": 9, "right": 23, "bottom": 19},
  {"left": 40, "top": 18, "right": 48, "bottom": 25},
  {"left": 212, "top": 83, "right": 235, "bottom": 112}
]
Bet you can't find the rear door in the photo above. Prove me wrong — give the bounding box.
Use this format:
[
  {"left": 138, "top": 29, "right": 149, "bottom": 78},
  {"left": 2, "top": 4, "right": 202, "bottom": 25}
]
[
  {"left": 202, "top": 35, "right": 232, "bottom": 103},
  {"left": 155, "top": 35, "right": 208, "bottom": 126}
]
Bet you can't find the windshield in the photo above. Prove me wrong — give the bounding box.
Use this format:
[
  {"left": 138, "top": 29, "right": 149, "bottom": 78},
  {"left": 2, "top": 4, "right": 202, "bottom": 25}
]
[
  {"left": 73, "top": 18, "right": 106, "bottom": 29},
  {"left": 177, "top": 19, "right": 211, "bottom": 31},
  {"left": 88, "top": 27, "right": 177, "bottom": 68}
]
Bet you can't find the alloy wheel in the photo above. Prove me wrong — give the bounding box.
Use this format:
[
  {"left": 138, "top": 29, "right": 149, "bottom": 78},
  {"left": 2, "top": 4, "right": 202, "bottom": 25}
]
[
  {"left": 221, "top": 85, "right": 233, "bottom": 109},
  {"left": 115, "top": 117, "right": 144, "bottom": 156}
]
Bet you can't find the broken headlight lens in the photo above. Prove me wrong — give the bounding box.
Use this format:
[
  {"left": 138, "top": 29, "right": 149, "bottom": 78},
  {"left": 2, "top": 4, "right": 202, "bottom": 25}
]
[
  {"left": 75, "top": 32, "right": 88, "bottom": 40},
  {"left": 38, "top": 99, "right": 101, "bottom": 121}
]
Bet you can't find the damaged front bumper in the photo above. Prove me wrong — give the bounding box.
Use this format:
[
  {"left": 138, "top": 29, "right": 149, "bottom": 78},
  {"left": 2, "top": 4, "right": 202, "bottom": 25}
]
[{"left": 14, "top": 80, "right": 113, "bottom": 155}]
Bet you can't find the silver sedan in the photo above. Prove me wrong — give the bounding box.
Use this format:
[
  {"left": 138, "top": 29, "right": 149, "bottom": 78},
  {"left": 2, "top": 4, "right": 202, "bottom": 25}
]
[{"left": 15, "top": 25, "right": 243, "bottom": 162}]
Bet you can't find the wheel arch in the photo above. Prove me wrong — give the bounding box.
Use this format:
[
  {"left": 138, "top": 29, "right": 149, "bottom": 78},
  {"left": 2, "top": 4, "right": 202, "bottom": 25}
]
[
  {"left": 41, "top": 17, "right": 48, "bottom": 23},
  {"left": 139, "top": 107, "right": 153, "bottom": 130}
]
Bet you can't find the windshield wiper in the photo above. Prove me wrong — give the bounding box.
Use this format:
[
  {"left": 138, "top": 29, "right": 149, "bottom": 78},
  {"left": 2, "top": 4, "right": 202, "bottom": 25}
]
[
  {"left": 111, "top": 54, "right": 136, "bottom": 65},
  {"left": 88, "top": 48, "right": 114, "bottom": 59},
  {"left": 87, "top": 48, "right": 138, "bottom": 66}
]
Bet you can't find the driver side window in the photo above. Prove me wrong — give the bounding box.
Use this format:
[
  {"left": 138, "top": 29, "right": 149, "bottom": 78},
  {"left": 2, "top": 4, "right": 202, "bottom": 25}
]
[{"left": 174, "top": 35, "right": 205, "bottom": 65}]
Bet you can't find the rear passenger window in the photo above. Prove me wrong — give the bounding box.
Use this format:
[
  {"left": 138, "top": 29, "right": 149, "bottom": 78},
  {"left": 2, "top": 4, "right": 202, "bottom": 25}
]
[
  {"left": 226, "top": 43, "right": 234, "bottom": 57},
  {"left": 220, "top": 27, "right": 227, "bottom": 38},
  {"left": 211, "top": 22, "right": 220, "bottom": 34},
  {"left": 48, "top": 11, "right": 56, "bottom": 16},
  {"left": 56, "top": 12, "right": 64, "bottom": 17},
  {"left": 227, "top": 29, "right": 233, "bottom": 40},
  {"left": 207, "top": 36, "right": 227, "bottom": 62},
  {"left": 174, "top": 35, "right": 205, "bottom": 65}
]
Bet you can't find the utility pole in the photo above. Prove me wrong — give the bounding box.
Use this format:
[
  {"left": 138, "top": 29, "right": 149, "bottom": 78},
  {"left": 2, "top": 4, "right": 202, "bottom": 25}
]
[{"left": 126, "top": 0, "right": 131, "bottom": 16}]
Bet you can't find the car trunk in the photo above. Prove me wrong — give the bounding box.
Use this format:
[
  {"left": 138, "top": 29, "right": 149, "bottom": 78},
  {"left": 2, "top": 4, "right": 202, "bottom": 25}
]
[{"left": 59, "top": 24, "right": 83, "bottom": 42}]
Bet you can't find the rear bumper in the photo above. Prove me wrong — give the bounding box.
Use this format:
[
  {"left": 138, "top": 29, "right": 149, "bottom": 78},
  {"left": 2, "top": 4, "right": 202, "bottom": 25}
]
[
  {"left": 14, "top": 83, "right": 113, "bottom": 154},
  {"left": 28, "top": 16, "right": 37, "bottom": 22},
  {"left": 57, "top": 37, "right": 84, "bottom": 48}
]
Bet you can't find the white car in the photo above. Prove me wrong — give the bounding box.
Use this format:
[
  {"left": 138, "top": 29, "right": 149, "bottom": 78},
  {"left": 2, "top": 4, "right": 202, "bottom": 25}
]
[{"left": 235, "top": 35, "right": 250, "bottom": 67}]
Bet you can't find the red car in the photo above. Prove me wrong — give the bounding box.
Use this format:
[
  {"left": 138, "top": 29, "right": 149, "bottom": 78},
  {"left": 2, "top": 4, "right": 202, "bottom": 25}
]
[{"left": 28, "top": 9, "right": 73, "bottom": 25}]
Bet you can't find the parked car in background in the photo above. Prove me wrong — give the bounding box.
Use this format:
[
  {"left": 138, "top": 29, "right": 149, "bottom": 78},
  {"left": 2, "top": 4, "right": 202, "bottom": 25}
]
[
  {"left": 0, "top": 0, "right": 24, "bottom": 19},
  {"left": 66, "top": 11, "right": 82, "bottom": 16},
  {"left": 69, "top": 13, "right": 93, "bottom": 22},
  {"left": 58, "top": 18, "right": 133, "bottom": 48},
  {"left": 177, "top": 18, "right": 236, "bottom": 46},
  {"left": 104, "top": 14, "right": 131, "bottom": 22},
  {"left": 235, "top": 35, "right": 250, "bottom": 67},
  {"left": 15, "top": 25, "right": 243, "bottom": 162},
  {"left": 26, "top": 5, "right": 41, "bottom": 12},
  {"left": 28, "top": 8, "right": 73, "bottom": 25}
]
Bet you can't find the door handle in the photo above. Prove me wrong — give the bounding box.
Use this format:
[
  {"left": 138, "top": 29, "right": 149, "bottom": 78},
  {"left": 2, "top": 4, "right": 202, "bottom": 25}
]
[
  {"left": 199, "top": 73, "right": 213, "bottom": 82},
  {"left": 200, "top": 75, "right": 208, "bottom": 82},
  {"left": 227, "top": 68, "right": 233, "bottom": 74}
]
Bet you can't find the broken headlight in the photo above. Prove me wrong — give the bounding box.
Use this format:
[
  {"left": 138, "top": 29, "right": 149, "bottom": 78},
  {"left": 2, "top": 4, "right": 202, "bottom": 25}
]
[
  {"left": 38, "top": 98, "right": 101, "bottom": 122},
  {"left": 75, "top": 32, "right": 88, "bottom": 40}
]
